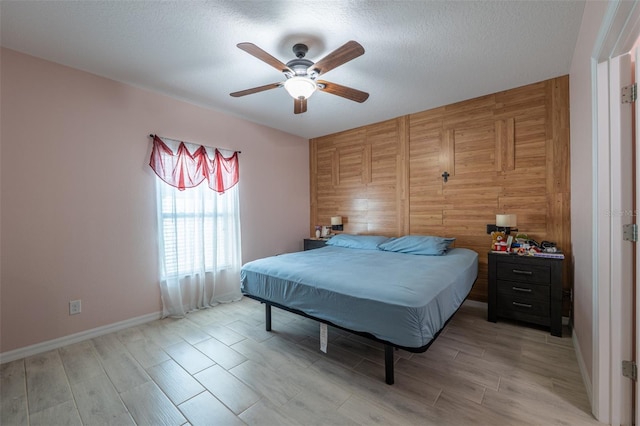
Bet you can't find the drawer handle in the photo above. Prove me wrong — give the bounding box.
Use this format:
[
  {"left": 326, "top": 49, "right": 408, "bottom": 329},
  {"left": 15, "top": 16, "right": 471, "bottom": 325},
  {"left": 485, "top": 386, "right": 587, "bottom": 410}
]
[
  {"left": 512, "top": 287, "right": 532, "bottom": 293},
  {"left": 512, "top": 269, "right": 533, "bottom": 276},
  {"left": 512, "top": 302, "right": 532, "bottom": 308}
]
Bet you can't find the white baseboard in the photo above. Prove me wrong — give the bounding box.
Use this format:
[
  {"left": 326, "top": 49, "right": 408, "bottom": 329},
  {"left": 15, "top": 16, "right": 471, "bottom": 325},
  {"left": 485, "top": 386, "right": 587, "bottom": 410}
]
[
  {"left": 573, "top": 331, "right": 593, "bottom": 409},
  {"left": 0, "top": 311, "right": 161, "bottom": 364}
]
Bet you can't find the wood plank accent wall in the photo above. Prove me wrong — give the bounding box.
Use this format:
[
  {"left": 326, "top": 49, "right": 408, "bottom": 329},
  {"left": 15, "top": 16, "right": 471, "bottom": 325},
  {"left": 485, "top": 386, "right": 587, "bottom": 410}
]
[{"left": 310, "top": 76, "right": 571, "bottom": 304}]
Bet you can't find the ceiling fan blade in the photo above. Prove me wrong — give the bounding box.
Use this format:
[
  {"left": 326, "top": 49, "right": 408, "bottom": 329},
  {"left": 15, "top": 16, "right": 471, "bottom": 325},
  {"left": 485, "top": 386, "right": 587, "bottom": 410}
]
[
  {"left": 237, "top": 42, "right": 292, "bottom": 74},
  {"left": 309, "top": 41, "right": 365, "bottom": 76},
  {"left": 230, "top": 82, "right": 281, "bottom": 97},
  {"left": 317, "top": 80, "right": 369, "bottom": 103},
  {"left": 294, "top": 97, "right": 307, "bottom": 114}
]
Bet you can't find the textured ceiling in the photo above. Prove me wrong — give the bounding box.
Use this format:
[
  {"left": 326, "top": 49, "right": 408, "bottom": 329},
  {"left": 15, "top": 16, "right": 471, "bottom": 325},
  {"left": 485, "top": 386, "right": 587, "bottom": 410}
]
[{"left": 0, "top": 1, "right": 585, "bottom": 139}]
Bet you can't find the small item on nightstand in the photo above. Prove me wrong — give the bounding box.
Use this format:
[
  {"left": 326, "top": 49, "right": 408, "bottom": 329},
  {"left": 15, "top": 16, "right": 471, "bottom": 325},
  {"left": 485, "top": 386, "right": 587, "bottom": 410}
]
[
  {"left": 505, "top": 235, "right": 513, "bottom": 252},
  {"left": 315, "top": 225, "right": 321, "bottom": 238},
  {"left": 540, "top": 240, "right": 557, "bottom": 252},
  {"left": 491, "top": 231, "right": 506, "bottom": 251}
]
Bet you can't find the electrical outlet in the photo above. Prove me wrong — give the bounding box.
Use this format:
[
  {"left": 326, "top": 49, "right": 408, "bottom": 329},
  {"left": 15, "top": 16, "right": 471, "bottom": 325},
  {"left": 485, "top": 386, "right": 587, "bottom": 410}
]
[{"left": 69, "top": 300, "right": 81, "bottom": 315}]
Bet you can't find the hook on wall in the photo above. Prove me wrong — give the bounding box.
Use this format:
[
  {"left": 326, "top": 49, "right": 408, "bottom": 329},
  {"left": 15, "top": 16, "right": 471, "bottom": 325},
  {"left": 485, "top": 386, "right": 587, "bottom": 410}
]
[{"left": 441, "top": 171, "right": 450, "bottom": 183}]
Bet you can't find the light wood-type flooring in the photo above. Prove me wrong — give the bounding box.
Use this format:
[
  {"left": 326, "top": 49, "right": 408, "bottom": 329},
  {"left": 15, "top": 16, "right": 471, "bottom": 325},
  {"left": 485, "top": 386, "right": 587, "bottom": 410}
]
[{"left": 1, "top": 298, "right": 598, "bottom": 425}]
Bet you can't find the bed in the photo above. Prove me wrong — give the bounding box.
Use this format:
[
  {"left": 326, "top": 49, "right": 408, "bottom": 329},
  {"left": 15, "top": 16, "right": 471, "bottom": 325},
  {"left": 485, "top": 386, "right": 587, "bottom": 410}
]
[{"left": 240, "top": 235, "right": 478, "bottom": 384}]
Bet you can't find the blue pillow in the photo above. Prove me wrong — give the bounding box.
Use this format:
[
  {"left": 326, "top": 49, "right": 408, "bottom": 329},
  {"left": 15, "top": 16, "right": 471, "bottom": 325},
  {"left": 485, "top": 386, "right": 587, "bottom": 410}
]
[
  {"left": 378, "top": 235, "right": 455, "bottom": 256},
  {"left": 325, "top": 234, "right": 390, "bottom": 250}
]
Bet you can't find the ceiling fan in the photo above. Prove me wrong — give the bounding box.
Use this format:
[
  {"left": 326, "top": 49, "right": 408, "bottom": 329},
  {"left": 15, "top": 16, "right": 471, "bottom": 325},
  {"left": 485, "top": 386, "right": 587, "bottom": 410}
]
[{"left": 230, "top": 41, "right": 369, "bottom": 114}]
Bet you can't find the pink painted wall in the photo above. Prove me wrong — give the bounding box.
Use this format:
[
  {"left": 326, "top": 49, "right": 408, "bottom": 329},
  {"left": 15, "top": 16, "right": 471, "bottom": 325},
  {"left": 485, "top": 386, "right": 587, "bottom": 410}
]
[
  {"left": 569, "top": 1, "right": 609, "bottom": 385},
  {"left": 0, "top": 48, "right": 309, "bottom": 353}
]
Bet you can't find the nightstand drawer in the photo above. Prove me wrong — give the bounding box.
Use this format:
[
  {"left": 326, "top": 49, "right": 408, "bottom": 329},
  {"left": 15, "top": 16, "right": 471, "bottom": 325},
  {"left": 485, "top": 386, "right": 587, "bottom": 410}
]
[
  {"left": 496, "top": 293, "right": 550, "bottom": 318},
  {"left": 496, "top": 280, "right": 550, "bottom": 301},
  {"left": 496, "top": 262, "right": 551, "bottom": 285}
]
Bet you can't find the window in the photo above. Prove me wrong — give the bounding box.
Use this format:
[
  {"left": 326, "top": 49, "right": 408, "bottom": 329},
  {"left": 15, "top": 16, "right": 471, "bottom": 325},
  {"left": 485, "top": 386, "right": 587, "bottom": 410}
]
[
  {"left": 150, "top": 135, "right": 242, "bottom": 317},
  {"left": 158, "top": 183, "right": 237, "bottom": 278}
]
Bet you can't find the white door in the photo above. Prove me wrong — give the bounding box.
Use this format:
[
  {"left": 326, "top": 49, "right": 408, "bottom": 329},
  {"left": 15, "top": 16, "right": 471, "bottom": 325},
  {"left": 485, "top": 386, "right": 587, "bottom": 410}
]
[
  {"left": 592, "top": 3, "right": 640, "bottom": 423},
  {"left": 595, "top": 47, "right": 638, "bottom": 426},
  {"left": 610, "top": 51, "right": 634, "bottom": 426}
]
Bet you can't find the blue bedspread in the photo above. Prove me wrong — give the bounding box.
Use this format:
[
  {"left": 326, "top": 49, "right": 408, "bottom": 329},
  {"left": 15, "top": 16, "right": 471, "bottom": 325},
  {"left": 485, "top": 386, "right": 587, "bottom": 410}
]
[{"left": 240, "top": 246, "right": 478, "bottom": 348}]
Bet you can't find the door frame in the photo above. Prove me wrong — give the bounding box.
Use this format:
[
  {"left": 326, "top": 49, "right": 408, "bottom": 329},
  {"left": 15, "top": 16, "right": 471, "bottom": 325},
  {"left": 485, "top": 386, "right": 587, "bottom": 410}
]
[{"left": 593, "top": 1, "right": 640, "bottom": 423}]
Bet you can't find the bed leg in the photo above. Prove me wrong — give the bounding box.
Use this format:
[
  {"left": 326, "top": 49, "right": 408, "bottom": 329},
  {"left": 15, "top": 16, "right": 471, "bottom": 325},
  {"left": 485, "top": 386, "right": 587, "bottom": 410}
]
[
  {"left": 384, "top": 345, "right": 394, "bottom": 385},
  {"left": 265, "top": 303, "right": 272, "bottom": 331}
]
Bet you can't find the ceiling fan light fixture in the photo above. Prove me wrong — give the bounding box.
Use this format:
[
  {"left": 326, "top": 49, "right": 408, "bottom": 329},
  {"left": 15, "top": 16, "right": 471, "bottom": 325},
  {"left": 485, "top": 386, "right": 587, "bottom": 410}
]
[
  {"left": 284, "top": 76, "right": 317, "bottom": 100},
  {"left": 231, "top": 41, "right": 368, "bottom": 113}
]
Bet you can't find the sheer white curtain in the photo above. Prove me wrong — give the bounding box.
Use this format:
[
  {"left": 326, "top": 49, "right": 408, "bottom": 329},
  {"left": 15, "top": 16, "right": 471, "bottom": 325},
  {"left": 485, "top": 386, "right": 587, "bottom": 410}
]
[{"left": 152, "top": 137, "right": 242, "bottom": 317}]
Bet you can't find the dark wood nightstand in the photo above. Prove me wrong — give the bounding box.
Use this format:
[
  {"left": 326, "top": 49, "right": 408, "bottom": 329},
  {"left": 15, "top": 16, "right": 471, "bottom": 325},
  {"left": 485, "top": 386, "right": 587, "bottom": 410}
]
[
  {"left": 304, "top": 238, "right": 327, "bottom": 251},
  {"left": 488, "top": 252, "right": 563, "bottom": 337}
]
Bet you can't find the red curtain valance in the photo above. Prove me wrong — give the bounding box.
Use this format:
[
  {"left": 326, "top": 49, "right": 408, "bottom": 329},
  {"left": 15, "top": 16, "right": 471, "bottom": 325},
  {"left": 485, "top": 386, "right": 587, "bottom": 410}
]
[{"left": 149, "top": 135, "right": 239, "bottom": 192}]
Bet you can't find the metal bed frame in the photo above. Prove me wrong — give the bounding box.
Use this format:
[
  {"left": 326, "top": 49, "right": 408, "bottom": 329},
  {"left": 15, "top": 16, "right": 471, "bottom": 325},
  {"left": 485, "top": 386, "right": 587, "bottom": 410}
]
[{"left": 243, "top": 293, "right": 462, "bottom": 385}]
